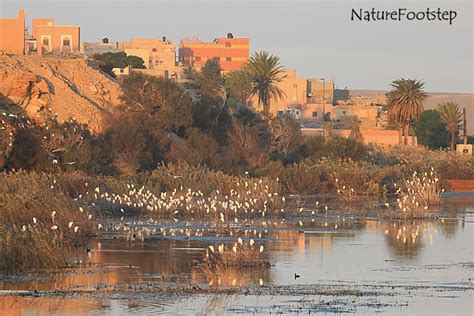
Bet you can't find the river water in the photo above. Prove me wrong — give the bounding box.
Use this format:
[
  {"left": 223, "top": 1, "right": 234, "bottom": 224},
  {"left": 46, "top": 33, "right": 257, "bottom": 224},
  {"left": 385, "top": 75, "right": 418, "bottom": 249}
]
[{"left": 1, "top": 193, "right": 473, "bottom": 315}]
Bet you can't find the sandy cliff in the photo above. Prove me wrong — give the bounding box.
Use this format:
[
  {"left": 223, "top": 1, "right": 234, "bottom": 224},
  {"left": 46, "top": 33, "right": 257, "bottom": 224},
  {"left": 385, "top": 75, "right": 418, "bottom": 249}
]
[{"left": 0, "top": 53, "right": 122, "bottom": 133}]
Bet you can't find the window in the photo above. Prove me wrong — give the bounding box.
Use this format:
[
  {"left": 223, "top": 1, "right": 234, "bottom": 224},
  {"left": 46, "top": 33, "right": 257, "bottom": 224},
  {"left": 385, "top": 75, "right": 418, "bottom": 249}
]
[
  {"left": 42, "top": 38, "right": 49, "bottom": 46},
  {"left": 225, "top": 42, "right": 231, "bottom": 47},
  {"left": 312, "top": 111, "right": 318, "bottom": 118},
  {"left": 226, "top": 57, "right": 232, "bottom": 62},
  {"left": 195, "top": 56, "right": 201, "bottom": 61},
  {"left": 120, "top": 69, "right": 124, "bottom": 74},
  {"left": 342, "top": 111, "right": 347, "bottom": 115},
  {"left": 152, "top": 48, "right": 157, "bottom": 52},
  {"left": 63, "top": 38, "right": 70, "bottom": 46}
]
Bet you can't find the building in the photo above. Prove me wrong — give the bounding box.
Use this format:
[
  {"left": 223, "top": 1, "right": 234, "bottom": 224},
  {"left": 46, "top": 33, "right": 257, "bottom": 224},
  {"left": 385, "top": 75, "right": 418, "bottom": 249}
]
[
  {"left": 179, "top": 33, "right": 249, "bottom": 72},
  {"left": 307, "top": 78, "right": 335, "bottom": 105},
  {"left": 33, "top": 18, "right": 80, "bottom": 55},
  {"left": 122, "top": 37, "right": 180, "bottom": 78},
  {"left": 332, "top": 105, "right": 382, "bottom": 129},
  {"left": 254, "top": 70, "right": 335, "bottom": 123},
  {"left": 81, "top": 38, "right": 123, "bottom": 55},
  {"left": 0, "top": 9, "right": 25, "bottom": 54}
]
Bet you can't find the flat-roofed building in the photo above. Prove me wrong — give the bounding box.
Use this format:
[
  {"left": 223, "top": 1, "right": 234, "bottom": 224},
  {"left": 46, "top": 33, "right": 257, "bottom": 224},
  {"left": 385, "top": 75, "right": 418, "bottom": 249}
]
[
  {"left": 81, "top": 38, "right": 123, "bottom": 55},
  {"left": 179, "top": 33, "right": 249, "bottom": 72},
  {"left": 0, "top": 9, "right": 25, "bottom": 54},
  {"left": 122, "top": 37, "right": 179, "bottom": 78},
  {"left": 33, "top": 18, "right": 80, "bottom": 55}
]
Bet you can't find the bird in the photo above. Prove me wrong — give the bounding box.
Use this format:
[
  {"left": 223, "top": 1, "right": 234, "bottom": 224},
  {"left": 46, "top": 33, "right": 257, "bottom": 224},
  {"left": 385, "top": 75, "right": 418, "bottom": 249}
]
[{"left": 294, "top": 273, "right": 300, "bottom": 279}]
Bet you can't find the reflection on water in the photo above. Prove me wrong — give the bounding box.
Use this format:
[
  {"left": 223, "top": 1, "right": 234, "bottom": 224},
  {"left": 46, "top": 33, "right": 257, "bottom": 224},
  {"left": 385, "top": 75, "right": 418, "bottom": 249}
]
[{"left": 1, "top": 194, "right": 473, "bottom": 315}]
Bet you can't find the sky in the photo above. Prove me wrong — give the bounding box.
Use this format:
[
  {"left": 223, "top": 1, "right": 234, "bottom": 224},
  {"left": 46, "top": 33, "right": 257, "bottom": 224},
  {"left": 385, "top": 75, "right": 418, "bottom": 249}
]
[{"left": 1, "top": 0, "right": 473, "bottom": 93}]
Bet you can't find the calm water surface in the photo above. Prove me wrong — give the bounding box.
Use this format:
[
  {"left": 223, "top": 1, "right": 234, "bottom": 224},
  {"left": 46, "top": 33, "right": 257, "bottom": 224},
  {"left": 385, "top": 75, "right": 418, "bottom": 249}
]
[{"left": 1, "top": 194, "right": 473, "bottom": 315}]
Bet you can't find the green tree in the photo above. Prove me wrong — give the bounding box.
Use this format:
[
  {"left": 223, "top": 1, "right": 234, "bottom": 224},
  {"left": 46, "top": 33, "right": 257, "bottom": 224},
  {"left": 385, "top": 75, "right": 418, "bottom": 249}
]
[
  {"left": 437, "top": 102, "right": 462, "bottom": 151},
  {"left": 197, "top": 58, "right": 223, "bottom": 98},
  {"left": 120, "top": 72, "right": 193, "bottom": 136},
  {"left": 413, "top": 110, "right": 448, "bottom": 149},
  {"left": 93, "top": 52, "right": 145, "bottom": 77},
  {"left": 247, "top": 51, "right": 286, "bottom": 116},
  {"left": 225, "top": 68, "right": 253, "bottom": 106},
  {"left": 386, "top": 78, "right": 428, "bottom": 145}
]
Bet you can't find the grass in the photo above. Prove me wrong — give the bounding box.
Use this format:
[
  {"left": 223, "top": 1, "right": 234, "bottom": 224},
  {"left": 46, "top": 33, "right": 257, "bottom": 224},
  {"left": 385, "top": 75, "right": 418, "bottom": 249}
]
[
  {"left": 1, "top": 147, "right": 472, "bottom": 272},
  {"left": 201, "top": 239, "right": 270, "bottom": 286},
  {"left": 392, "top": 168, "right": 443, "bottom": 219},
  {"left": 0, "top": 171, "right": 95, "bottom": 271}
]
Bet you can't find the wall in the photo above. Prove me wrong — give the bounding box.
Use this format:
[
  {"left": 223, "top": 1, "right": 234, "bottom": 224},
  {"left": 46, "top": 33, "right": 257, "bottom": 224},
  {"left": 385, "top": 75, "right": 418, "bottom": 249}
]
[
  {"left": 32, "top": 18, "right": 54, "bottom": 38},
  {"left": 301, "top": 128, "right": 417, "bottom": 147},
  {"left": 81, "top": 41, "right": 123, "bottom": 55},
  {"left": 0, "top": 10, "right": 25, "bottom": 54}
]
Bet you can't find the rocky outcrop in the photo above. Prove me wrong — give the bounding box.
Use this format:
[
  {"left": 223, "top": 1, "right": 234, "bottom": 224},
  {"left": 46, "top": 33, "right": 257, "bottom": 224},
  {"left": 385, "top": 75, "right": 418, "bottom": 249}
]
[{"left": 0, "top": 54, "right": 122, "bottom": 133}]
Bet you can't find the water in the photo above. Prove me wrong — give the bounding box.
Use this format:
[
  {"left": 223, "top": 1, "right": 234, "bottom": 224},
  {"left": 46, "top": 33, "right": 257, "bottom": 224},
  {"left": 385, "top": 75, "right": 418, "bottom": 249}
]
[{"left": 1, "top": 194, "right": 473, "bottom": 315}]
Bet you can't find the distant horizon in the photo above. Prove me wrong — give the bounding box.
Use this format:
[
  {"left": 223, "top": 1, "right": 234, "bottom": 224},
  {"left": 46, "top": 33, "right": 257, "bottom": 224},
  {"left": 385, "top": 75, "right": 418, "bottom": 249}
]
[{"left": 1, "top": 0, "right": 472, "bottom": 93}]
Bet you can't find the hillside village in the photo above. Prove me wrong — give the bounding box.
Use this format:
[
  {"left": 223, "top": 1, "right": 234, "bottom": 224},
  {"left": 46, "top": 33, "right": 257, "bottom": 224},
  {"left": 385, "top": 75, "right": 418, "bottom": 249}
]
[{"left": 0, "top": 9, "right": 472, "bottom": 148}]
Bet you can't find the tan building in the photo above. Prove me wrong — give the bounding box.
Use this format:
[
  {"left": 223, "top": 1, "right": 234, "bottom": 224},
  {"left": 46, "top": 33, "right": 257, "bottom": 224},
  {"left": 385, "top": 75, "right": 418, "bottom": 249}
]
[
  {"left": 0, "top": 9, "right": 25, "bottom": 54},
  {"left": 332, "top": 105, "right": 381, "bottom": 129},
  {"left": 122, "top": 37, "right": 180, "bottom": 78},
  {"left": 33, "top": 18, "right": 80, "bottom": 55},
  {"left": 307, "top": 78, "right": 335, "bottom": 104},
  {"left": 81, "top": 38, "right": 123, "bottom": 55}
]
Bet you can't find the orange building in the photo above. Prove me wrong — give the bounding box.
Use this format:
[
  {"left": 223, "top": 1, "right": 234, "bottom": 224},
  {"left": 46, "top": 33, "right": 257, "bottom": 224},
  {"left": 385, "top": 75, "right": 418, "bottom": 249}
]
[
  {"left": 0, "top": 9, "right": 25, "bottom": 54},
  {"left": 179, "top": 33, "right": 249, "bottom": 72},
  {"left": 33, "top": 18, "right": 80, "bottom": 55}
]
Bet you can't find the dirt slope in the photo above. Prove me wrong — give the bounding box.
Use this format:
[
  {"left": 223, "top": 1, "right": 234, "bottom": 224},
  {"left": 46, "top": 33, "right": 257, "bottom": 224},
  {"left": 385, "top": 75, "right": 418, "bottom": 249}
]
[{"left": 0, "top": 53, "right": 122, "bottom": 133}]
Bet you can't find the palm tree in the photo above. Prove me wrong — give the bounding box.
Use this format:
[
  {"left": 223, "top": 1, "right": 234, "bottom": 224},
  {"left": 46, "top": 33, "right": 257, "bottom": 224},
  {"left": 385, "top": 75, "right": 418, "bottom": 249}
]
[
  {"left": 386, "top": 78, "right": 428, "bottom": 145},
  {"left": 247, "top": 51, "right": 286, "bottom": 116},
  {"left": 437, "top": 102, "right": 462, "bottom": 151}
]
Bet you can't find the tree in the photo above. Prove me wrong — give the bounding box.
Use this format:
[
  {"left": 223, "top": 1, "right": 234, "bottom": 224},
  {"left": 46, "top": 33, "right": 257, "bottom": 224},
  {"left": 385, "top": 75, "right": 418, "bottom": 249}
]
[
  {"left": 413, "top": 110, "right": 448, "bottom": 149},
  {"left": 270, "top": 114, "right": 302, "bottom": 163},
  {"left": 227, "top": 107, "right": 272, "bottom": 171},
  {"left": 437, "top": 102, "right": 462, "bottom": 151},
  {"left": 386, "top": 78, "right": 428, "bottom": 145},
  {"left": 197, "top": 58, "right": 223, "bottom": 98},
  {"left": 120, "top": 72, "right": 193, "bottom": 136},
  {"left": 247, "top": 51, "right": 286, "bottom": 116},
  {"left": 347, "top": 115, "right": 364, "bottom": 142},
  {"left": 92, "top": 52, "right": 145, "bottom": 77},
  {"left": 225, "top": 68, "right": 253, "bottom": 106}
]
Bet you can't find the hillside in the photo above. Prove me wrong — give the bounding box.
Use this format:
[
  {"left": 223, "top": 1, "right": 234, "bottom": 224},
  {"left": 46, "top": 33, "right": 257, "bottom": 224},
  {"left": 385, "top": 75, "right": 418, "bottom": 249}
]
[
  {"left": 0, "top": 53, "right": 122, "bottom": 133},
  {"left": 351, "top": 89, "right": 474, "bottom": 135}
]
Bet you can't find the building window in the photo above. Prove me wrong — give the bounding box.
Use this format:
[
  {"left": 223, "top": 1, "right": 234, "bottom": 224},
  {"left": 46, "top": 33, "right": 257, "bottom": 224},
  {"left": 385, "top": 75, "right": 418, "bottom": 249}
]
[
  {"left": 195, "top": 56, "right": 201, "bottom": 61},
  {"left": 225, "top": 42, "right": 231, "bottom": 47},
  {"left": 312, "top": 111, "right": 318, "bottom": 117},
  {"left": 152, "top": 48, "right": 157, "bottom": 52},
  {"left": 63, "top": 38, "right": 70, "bottom": 46},
  {"left": 120, "top": 69, "right": 124, "bottom": 74},
  {"left": 342, "top": 111, "right": 347, "bottom": 115},
  {"left": 42, "top": 38, "right": 49, "bottom": 46},
  {"left": 226, "top": 57, "right": 232, "bottom": 62}
]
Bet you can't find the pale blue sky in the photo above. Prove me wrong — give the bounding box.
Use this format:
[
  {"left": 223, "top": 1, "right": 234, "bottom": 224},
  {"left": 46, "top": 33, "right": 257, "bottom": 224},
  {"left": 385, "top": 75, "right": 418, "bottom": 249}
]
[{"left": 1, "top": 0, "right": 473, "bottom": 93}]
